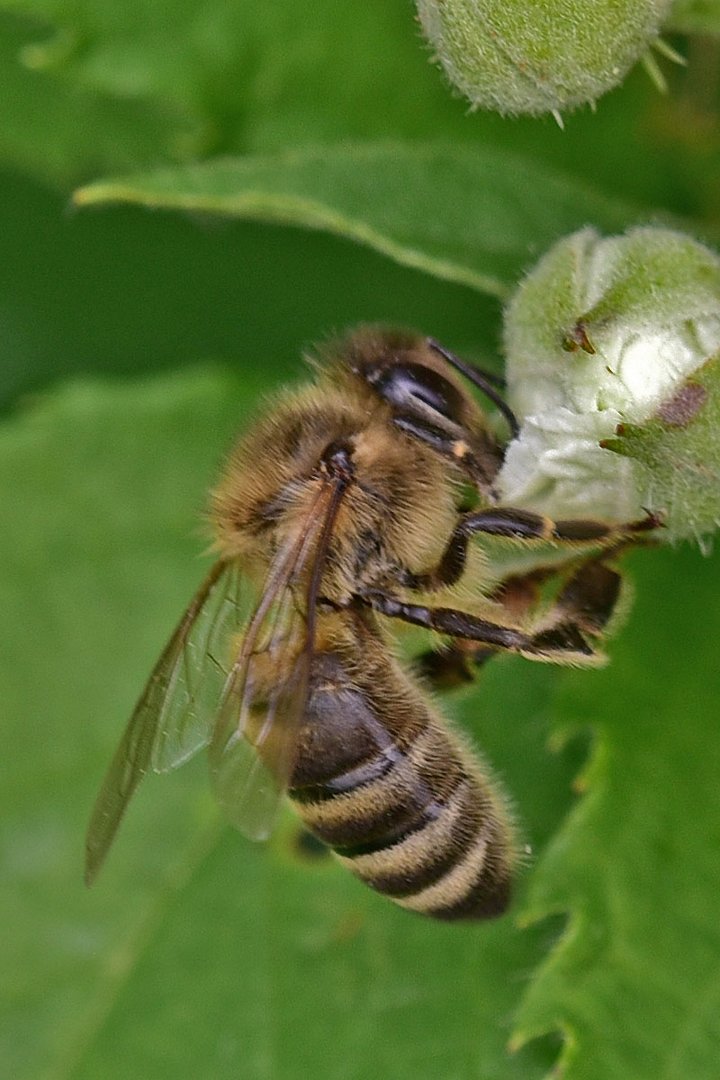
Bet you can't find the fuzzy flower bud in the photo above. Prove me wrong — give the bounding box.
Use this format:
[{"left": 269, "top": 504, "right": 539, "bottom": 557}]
[
  {"left": 416, "top": 0, "right": 672, "bottom": 116},
  {"left": 497, "top": 227, "right": 720, "bottom": 545}
]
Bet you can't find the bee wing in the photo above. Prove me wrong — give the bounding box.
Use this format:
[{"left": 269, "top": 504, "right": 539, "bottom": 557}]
[
  {"left": 210, "top": 480, "right": 346, "bottom": 841},
  {"left": 151, "top": 561, "right": 246, "bottom": 772},
  {"left": 209, "top": 581, "right": 310, "bottom": 842},
  {"left": 85, "top": 559, "right": 245, "bottom": 884}
]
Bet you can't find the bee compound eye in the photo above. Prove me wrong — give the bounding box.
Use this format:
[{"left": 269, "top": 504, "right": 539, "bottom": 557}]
[{"left": 371, "top": 362, "right": 466, "bottom": 427}]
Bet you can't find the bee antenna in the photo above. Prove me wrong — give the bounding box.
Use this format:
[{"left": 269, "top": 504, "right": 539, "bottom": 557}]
[{"left": 427, "top": 339, "right": 520, "bottom": 439}]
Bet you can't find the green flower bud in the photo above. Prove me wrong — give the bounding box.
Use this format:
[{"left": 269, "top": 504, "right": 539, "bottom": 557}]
[
  {"left": 416, "top": 0, "right": 672, "bottom": 116},
  {"left": 498, "top": 227, "right": 720, "bottom": 545}
]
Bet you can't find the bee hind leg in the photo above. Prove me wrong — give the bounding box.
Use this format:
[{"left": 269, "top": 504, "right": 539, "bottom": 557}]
[{"left": 412, "top": 641, "right": 495, "bottom": 690}]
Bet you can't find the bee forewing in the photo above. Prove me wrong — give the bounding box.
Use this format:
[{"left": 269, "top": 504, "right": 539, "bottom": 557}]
[
  {"left": 209, "top": 490, "right": 333, "bottom": 841},
  {"left": 211, "top": 619, "right": 312, "bottom": 840},
  {"left": 85, "top": 560, "right": 242, "bottom": 884},
  {"left": 151, "top": 561, "right": 246, "bottom": 772}
]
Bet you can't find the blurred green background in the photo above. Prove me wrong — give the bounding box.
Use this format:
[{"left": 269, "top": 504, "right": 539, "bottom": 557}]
[{"left": 2, "top": 3, "right": 720, "bottom": 1078}]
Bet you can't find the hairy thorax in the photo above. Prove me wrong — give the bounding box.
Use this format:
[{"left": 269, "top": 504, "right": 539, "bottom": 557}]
[{"left": 211, "top": 382, "right": 462, "bottom": 604}]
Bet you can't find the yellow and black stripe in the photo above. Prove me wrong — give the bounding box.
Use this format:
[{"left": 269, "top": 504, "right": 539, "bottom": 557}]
[{"left": 289, "top": 642, "right": 514, "bottom": 921}]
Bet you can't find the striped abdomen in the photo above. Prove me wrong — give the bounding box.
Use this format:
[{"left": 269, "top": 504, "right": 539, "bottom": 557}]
[{"left": 288, "top": 647, "right": 515, "bottom": 920}]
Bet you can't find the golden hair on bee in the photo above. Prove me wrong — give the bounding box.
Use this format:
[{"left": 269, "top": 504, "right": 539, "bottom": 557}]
[
  {"left": 212, "top": 357, "right": 462, "bottom": 603},
  {"left": 85, "top": 326, "right": 661, "bottom": 919}
]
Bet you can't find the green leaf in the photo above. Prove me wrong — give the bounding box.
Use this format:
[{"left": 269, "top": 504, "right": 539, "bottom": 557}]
[
  {"left": 0, "top": 12, "right": 200, "bottom": 187},
  {"left": 513, "top": 546, "right": 720, "bottom": 1079},
  {"left": 74, "top": 143, "right": 642, "bottom": 298},
  {"left": 0, "top": 166, "right": 502, "bottom": 415},
  {"left": 668, "top": 0, "right": 720, "bottom": 34},
  {"left": 0, "top": 0, "right": 471, "bottom": 160},
  {"left": 0, "top": 0, "right": 700, "bottom": 218},
  {"left": 1, "top": 368, "right": 585, "bottom": 1080}
]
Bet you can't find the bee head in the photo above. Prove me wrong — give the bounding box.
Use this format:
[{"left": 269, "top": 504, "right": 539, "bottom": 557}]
[
  {"left": 340, "top": 326, "right": 477, "bottom": 437},
  {"left": 332, "top": 327, "right": 507, "bottom": 488}
]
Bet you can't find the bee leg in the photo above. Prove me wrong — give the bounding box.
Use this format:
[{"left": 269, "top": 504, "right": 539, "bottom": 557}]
[
  {"left": 412, "top": 564, "right": 549, "bottom": 688},
  {"left": 411, "top": 551, "right": 621, "bottom": 687},
  {"left": 360, "top": 589, "right": 599, "bottom": 664},
  {"left": 413, "top": 642, "right": 495, "bottom": 690},
  {"left": 401, "top": 508, "right": 661, "bottom": 593},
  {"left": 528, "top": 554, "right": 626, "bottom": 642}
]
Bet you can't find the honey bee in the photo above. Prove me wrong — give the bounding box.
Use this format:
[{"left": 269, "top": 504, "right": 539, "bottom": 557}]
[{"left": 85, "top": 327, "right": 659, "bottom": 919}]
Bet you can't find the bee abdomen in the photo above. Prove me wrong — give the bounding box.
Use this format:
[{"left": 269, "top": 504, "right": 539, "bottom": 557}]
[
  {"left": 339, "top": 778, "right": 510, "bottom": 920},
  {"left": 290, "top": 722, "right": 513, "bottom": 921},
  {"left": 291, "top": 748, "right": 433, "bottom": 850},
  {"left": 337, "top": 780, "right": 486, "bottom": 890},
  {"left": 393, "top": 824, "right": 511, "bottom": 920}
]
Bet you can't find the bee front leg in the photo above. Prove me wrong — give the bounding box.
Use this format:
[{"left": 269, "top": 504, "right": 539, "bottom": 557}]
[{"left": 401, "top": 507, "right": 661, "bottom": 593}]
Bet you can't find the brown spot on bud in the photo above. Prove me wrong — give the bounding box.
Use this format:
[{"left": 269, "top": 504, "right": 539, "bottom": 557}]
[
  {"left": 562, "top": 321, "right": 596, "bottom": 355},
  {"left": 599, "top": 424, "right": 625, "bottom": 450},
  {"left": 656, "top": 382, "right": 708, "bottom": 428}
]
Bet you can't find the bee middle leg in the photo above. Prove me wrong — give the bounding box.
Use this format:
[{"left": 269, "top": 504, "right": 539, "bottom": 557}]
[
  {"left": 365, "top": 547, "right": 631, "bottom": 669},
  {"left": 455, "top": 559, "right": 628, "bottom": 683},
  {"left": 361, "top": 588, "right": 599, "bottom": 665}
]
